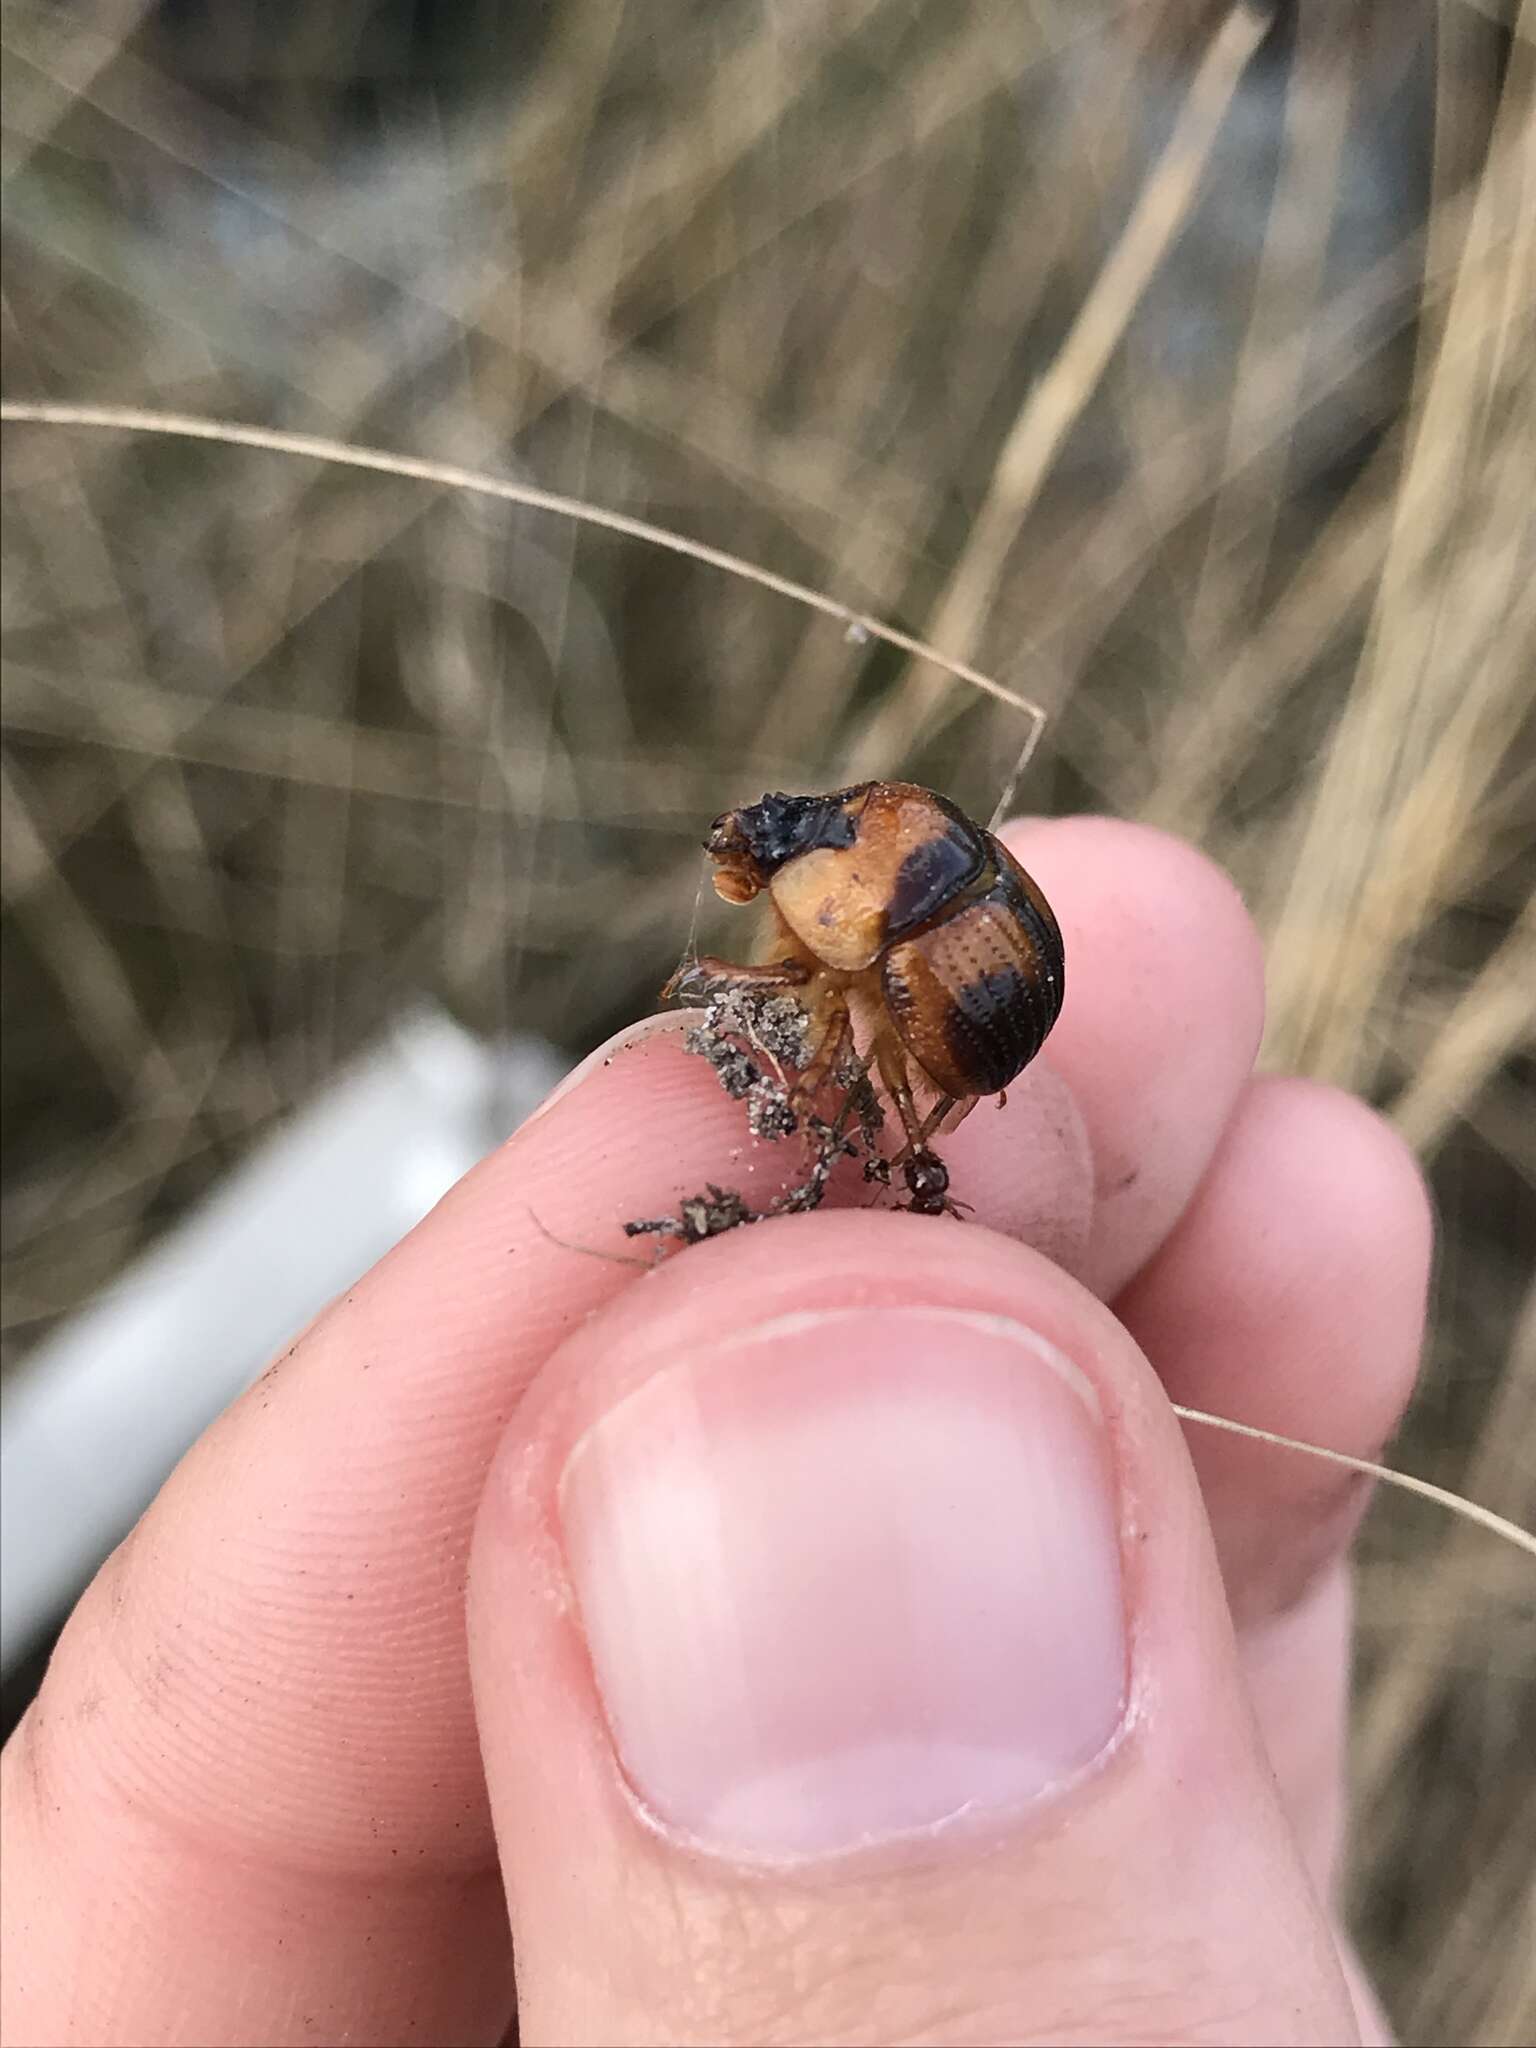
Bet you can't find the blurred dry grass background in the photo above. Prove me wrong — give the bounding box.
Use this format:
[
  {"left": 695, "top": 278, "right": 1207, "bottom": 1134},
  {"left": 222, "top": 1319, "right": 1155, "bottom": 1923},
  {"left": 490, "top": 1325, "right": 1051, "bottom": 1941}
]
[{"left": 2, "top": 0, "right": 1533, "bottom": 2038}]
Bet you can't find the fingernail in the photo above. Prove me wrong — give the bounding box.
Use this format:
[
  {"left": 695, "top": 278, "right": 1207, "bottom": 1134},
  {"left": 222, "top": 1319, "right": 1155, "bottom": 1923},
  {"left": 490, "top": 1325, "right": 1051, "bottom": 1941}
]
[
  {"left": 521, "top": 1013, "right": 694, "bottom": 1127},
  {"left": 559, "top": 1307, "right": 1127, "bottom": 1862}
]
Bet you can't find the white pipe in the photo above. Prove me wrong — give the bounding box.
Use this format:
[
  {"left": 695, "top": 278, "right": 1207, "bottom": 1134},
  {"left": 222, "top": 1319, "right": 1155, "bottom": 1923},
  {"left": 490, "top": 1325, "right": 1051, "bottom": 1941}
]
[{"left": 1, "top": 1007, "right": 564, "bottom": 1673}]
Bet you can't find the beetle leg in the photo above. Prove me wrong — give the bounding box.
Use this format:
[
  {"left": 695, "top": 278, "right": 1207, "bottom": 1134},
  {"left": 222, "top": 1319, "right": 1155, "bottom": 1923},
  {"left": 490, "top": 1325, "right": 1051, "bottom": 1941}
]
[
  {"left": 911, "top": 1093, "right": 959, "bottom": 1152},
  {"left": 665, "top": 943, "right": 852, "bottom": 1120},
  {"left": 913, "top": 1092, "right": 980, "bottom": 1148},
  {"left": 866, "top": 1035, "right": 970, "bottom": 1215},
  {"left": 873, "top": 1039, "right": 979, "bottom": 1164},
  {"left": 662, "top": 953, "right": 811, "bottom": 1002},
  {"left": 787, "top": 985, "right": 853, "bottom": 1112},
  {"left": 873, "top": 1027, "right": 929, "bottom": 1157}
]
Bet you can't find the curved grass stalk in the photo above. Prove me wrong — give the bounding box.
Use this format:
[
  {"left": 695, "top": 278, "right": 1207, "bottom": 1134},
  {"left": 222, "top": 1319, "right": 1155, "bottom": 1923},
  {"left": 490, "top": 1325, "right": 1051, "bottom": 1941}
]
[
  {"left": 0, "top": 400, "right": 1048, "bottom": 798},
  {"left": 1173, "top": 1404, "right": 1536, "bottom": 1558}
]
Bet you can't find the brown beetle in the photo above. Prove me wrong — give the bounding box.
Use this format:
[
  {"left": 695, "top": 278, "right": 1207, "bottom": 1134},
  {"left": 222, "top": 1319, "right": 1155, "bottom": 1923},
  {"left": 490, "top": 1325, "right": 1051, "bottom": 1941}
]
[{"left": 665, "top": 781, "right": 1065, "bottom": 1179}]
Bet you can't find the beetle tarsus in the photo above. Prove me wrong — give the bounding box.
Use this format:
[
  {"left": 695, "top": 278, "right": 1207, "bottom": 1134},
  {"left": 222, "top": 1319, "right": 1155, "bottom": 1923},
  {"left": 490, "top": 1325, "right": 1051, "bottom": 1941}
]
[{"left": 898, "top": 1146, "right": 968, "bottom": 1218}]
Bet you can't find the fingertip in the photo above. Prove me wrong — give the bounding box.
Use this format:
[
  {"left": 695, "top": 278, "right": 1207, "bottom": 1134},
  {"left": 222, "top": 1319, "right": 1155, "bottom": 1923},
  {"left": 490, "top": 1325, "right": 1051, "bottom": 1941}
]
[
  {"left": 1000, "top": 816, "right": 1267, "bottom": 1295},
  {"left": 1001, "top": 814, "right": 1268, "bottom": 1061},
  {"left": 1117, "top": 1071, "right": 1433, "bottom": 1624},
  {"left": 1129, "top": 1071, "right": 1432, "bottom": 1447},
  {"left": 1231, "top": 1073, "right": 1433, "bottom": 1457},
  {"left": 1241, "top": 1072, "right": 1433, "bottom": 1296},
  {"left": 519, "top": 1011, "right": 693, "bottom": 1130}
]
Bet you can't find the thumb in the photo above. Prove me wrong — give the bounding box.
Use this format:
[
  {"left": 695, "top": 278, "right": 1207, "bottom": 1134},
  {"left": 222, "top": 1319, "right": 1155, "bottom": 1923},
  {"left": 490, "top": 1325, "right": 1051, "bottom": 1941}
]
[{"left": 468, "top": 1212, "right": 1357, "bottom": 2046}]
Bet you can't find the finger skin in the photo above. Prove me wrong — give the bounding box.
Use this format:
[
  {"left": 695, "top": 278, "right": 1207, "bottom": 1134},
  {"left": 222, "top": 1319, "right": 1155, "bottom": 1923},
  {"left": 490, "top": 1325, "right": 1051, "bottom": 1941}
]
[
  {"left": 0, "top": 1030, "right": 1092, "bottom": 2048},
  {"left": 0, "top": 820, "right": 1270, "bottom": 2048},
  {"left": 469, "top": 1212, "right": 1359, "bottom": 2047},
  {"left": 0, "top": 1037, "right": 760, "bottom": 2048},
  {"left": 1001, "top": 817, "right": 1267, "bottom": 1298},
  {"left": 1115, "top": 1075, "right": 1431, "bottom": 1896},
  {"left": 1117, "top": 1075, "right": 1432, "bottom": 1625}
]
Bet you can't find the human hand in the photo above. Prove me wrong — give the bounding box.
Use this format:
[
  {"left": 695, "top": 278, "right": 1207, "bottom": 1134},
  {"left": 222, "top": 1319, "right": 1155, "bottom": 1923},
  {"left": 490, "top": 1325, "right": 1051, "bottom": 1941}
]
[{"left": 0, "top": 818, "right": 1429, "bottom": 2047}]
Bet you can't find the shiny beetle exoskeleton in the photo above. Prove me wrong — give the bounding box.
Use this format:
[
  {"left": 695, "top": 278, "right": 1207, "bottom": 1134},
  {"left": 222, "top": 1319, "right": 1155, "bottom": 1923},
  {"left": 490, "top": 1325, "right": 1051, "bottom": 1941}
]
[{"left": 665, "top": 781, "right": 1065, "bottom": 1194}]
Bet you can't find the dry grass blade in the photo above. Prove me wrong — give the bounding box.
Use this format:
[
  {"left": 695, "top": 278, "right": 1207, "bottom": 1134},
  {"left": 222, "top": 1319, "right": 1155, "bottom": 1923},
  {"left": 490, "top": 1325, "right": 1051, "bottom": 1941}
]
[
  {"left": 0, "top": 755, "right": 176, "bottom": 1102},
  {"left": 1173, "top": 1404, "right": 1536, "bottom": 1559},
  {"left": 1391, "top": 888, "right": 1536, "bottom": 1156},
  {"left": 1349, "top": 1274, "right": 1536, "bottom": 2046},
  {"left": 1141, "top": 433, "right": 1402, "bottom": 838},
  {"left": 0, "top": 0, "right": 157, "bottom": 185},
  {"left": 1179, "top": 10, "right": 1352, "bottom": 689},
  {"left": 0, "top": 400, "right": 1045, "bottom": 755},
  {"left": 1355, "top": 1277, "right": 1536, "bottom": 1788},
  {"left": 1262, "top": 52, "right": 1536, "bottom": 1088},
  {"left": 839, "top": 1, "right": 1272, "bottom": 781}
]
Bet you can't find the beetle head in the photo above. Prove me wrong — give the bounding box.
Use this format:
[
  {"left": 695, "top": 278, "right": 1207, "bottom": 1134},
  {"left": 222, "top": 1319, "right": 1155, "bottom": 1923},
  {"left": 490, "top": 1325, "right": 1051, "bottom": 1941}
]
[{"left": 703, "top": 788, "right": 863, "bottom": 904}]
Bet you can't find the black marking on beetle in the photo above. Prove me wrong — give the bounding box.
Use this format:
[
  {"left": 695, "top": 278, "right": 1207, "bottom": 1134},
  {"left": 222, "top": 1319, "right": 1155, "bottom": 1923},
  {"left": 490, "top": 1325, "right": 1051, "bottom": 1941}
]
[
  {"left": 711, "top": 789, "right": 857, "bottom": 875},
  {"left": 982, "top": 867, "right": 1064, "bottom": 1035},
  {"left": 885, "top": 821, "right": 985, "bottom": 941},
  {"left": 992, "top": 861, "right": 1064, "bottom": 1015},
  {"left": 943, "top": 960, "right": 1042, "bottom": 1097}
]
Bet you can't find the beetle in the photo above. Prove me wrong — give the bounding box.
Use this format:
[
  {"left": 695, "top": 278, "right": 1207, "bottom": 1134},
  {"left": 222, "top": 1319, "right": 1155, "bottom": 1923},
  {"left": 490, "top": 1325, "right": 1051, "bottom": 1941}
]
[{"left": 664, "top": 780, "right": 1065, "bottom": 1182}]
